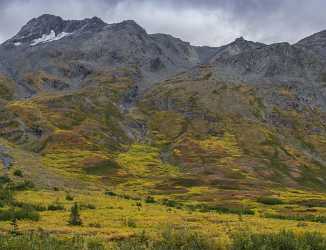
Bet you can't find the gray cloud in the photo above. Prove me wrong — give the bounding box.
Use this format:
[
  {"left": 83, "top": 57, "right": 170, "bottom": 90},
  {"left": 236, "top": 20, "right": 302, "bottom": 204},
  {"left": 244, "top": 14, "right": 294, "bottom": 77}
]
[{"left": 1, "top": 0, "right": 326, "bottom": 46}]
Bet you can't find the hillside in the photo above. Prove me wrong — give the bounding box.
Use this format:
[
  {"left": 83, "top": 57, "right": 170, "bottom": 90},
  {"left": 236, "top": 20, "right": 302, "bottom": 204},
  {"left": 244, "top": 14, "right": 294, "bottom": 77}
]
[{"left": 0, "top": 14, "right": 326, "bottom": 248}]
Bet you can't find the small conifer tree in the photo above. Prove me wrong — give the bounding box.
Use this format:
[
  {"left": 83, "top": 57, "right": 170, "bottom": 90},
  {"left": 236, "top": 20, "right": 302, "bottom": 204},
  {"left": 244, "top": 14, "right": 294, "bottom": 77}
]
[
  {"left": 10, "top": 217, "right": 19, "bottom": 235},
  {"left": 68, "top": 202, "right": 82, "bottom": 226}
]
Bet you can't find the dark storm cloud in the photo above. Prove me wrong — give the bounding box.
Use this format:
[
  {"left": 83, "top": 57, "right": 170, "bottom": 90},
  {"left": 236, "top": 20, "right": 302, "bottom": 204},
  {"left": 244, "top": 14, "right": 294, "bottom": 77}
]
[{"left": 1, "top": 0, "right": 326, "bottom": 46}]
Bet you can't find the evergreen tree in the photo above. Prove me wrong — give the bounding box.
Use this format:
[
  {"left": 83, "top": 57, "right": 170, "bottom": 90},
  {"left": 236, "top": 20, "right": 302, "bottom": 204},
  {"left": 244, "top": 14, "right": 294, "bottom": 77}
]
[
  {"left": 68, "top": 202, "right": 82, "bottom": 226},
  {"left": 10, "top": 217, "right": 19, "bottom": 235}
]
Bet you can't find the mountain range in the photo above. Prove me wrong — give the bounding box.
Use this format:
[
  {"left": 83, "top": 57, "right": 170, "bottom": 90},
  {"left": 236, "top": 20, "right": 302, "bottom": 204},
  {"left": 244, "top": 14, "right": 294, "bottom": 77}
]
[{"left": 0, "top": 14, "right": 326, "bottom": 200}]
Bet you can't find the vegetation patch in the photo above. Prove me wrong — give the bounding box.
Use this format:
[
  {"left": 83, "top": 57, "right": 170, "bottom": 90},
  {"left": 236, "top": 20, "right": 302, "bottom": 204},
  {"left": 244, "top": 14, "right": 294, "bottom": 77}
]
[
  {"left": 257, "top": 196, "right": 285, "bottom": 205},
  {"left": 0, "top": 207, "right": 40, "bottom": 221},
  {"left": 116, "top": 144, "right": 179, "bottom": 178},
  {"left": 232, "top": 230, "right": 326, "bottom": 250},
  {"left": 0, "top": 233, "right": 106, "bottom": 250},
  {"left": 296, "top": 199, "right": 326, "bottom": 208},
  {"left": 265, "top": 213, "right": 326, "bottom": 224},
  {"left": 188, "top": 203, "right": 255, "bottom": 215}
]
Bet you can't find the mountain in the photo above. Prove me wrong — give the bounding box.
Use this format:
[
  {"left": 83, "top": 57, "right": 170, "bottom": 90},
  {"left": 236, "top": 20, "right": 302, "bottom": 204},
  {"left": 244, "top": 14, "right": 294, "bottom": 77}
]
[
  {"left": 296, "top": 29, "right": 326, "bottom": 59},
  {"left": 0, "top": 14, "right": 216, "bottom": 98},
  {"left": 208, "top": 36, "right": 266, "bottom": 62},
  {"left": 4, "top": 14, "right": 106, "bottom": 46},
  {"left": 0, "top": 14, "right": 326, "bottom": 201}
]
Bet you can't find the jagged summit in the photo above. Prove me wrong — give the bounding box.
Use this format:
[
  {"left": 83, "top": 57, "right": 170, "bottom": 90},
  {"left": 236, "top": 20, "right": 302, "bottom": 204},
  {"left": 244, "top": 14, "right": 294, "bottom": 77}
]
[
  {"left": 296, "top": 29, "right": 326, "bottom": 59},
  {"left": 10, "top": 14, "right": 65, "bottom": 43},
  {"left": 30, "top": 14, "right": 63, "bottom": 24},
  {"left": 110, "top": 19, "right": 147, "bottom": 34},
  {"left": 234, "top": 36, "right": 245, "bottom": 42},
  {"left": 5, "top": 14, "right": 107, "bottom": 47},
  {"left": 208, "top": 36, "right": 265, "bottom": 63}
]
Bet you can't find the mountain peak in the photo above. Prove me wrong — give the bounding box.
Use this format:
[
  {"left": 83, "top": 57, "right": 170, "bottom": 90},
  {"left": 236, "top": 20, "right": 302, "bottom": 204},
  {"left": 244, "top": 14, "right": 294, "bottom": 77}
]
[
  {"left": 112, "top": 19, "right": 147, "bottom": 34},
  {"left": 234, "top": 36, "right": 246, "bottom": 42},
  {"left": 11, "top": 14, "right": 65, "bottom": 42},
  {"left": 295, "top": 29, "right": 326, "bottom": 59},
  {"left": 120, "top": 19, "right": 138, "bottom": 25},
  {"left": 208, "top": 36, "right": 265, "bottom": 63},
  {"left": 34, "top": 14, "right": 63, "bottom": 22},
  {"left": 5, "top": 15, "right": 106, "bottom": 46}
]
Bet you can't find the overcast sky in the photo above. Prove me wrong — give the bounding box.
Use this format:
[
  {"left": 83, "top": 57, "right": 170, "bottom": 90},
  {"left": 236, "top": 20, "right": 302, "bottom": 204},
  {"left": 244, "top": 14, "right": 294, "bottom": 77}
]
[{"left": 1, "top": 0, "right": 326, "bottom": 46}]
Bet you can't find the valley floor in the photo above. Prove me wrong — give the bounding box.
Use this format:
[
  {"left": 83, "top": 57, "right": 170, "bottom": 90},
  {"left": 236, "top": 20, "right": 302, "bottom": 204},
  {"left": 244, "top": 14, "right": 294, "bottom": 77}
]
[
  {"left": 0, "top": 187, "right": 326, "bottom": 249},
  {"left": 1, "top": 138, "right": 326, "bottom": 249}
]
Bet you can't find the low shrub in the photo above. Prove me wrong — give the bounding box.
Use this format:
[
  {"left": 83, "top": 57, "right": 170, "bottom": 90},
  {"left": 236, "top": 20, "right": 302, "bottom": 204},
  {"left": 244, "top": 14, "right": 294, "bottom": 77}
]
[
  {"left": 232, "top": 230, "right": 326, "bottom": 250},
  {"left": 12, "top": 201, "right": 47, "bottom": 212},
  {"left": 13, "top": 180, "right": 34, "bottom": 191},
  {"left": 125, "top": 217, "right": 137, "bottom": 228},
  {"left": 0, "top": 176, "right": 10, "bottom": 185},
  {"left": 116, "top": 227, "right": 219, "bottom": 250},
  {"left": 264, "top": 213, "right": 326, "bottom": 224},
  {"left": 122, "top": 194, "right": 141, "bottom": 201},
  {"left": 162, "top": 199, "right": 179, "bottom": 208},
  {"left": 257, "top": 196, "right": 284, "bottom": 205},
  {"left": 87, "top": 240, "right": 106, "bottom": 250},
  {"left": 105, "top": 191, "right": 117, "bottom": 197},
  {"left": 0, "top": 229, "right": 325, "bottom": 250},
  {"left": 89, "top": 223, "right": 101, "bottom": 228},
  {"left": 199, "top": 204, "right": 255, "bottom": 215},
  {"left": 0, "top": 208, "right": 40, "bottom": 221},
  {"left": 13, "top": 169, "right": 23, "bottom": 177},
  {"left": 145, "top": 196, "right": 156, "bottom": 204},
  {"left": 0, "top": 233, "right": 105, "bottom": 250},
  {"left": 48, "top": 203, "right": 65, "bottom": 211},
  {"left": 0, "top": 186, "right": 14, "bottom": 204},
  {"left": 80, "top": 203, "right": 96, "bottom": 210},
  {"left": 297, "top": 199, "right": 326, "bottom": 208},
  {"left": 65, "top": 194, "right": 74, "bottom": 201}
]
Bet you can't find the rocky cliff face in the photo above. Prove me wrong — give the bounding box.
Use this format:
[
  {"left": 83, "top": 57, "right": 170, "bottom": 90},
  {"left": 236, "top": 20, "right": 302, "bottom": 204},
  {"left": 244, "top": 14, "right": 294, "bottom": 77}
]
[
  {"left": 296, "top": 30, "right": 326, "bottom": 59},
  {"left": 213, "top": 42, "right": 325, "bottom": 82},
  {"left": 208, "top": 37, "right": 266, "bottom": 62}
]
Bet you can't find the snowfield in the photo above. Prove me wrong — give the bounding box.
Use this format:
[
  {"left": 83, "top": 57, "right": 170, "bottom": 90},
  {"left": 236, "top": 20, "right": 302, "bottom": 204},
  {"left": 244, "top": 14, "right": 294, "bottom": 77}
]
[{"left": 31, "top": 30, "right": 72, "bottom": 46}]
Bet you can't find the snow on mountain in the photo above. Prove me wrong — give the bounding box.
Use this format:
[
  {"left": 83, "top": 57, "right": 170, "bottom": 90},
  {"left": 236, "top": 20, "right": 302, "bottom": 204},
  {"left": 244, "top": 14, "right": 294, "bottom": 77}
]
[{"left": 30, "top": 30, "right": 72, "bottom": 46}]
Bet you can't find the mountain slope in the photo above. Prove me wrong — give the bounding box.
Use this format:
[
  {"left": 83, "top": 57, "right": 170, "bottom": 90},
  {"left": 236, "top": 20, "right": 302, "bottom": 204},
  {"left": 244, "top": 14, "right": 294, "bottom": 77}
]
[{"left": 0, "top": 14, "right": 325, "bottom": 201}]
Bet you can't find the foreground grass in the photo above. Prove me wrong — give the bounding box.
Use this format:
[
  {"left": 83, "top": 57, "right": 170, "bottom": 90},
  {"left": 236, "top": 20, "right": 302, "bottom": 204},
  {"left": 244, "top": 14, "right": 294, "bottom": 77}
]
[
  {"left": 1, "top": 175, "right": 326, "bottom": 249},
  {"left": 0, "top": 189, "right": 323, "bottom": 239},
  {"left": 0, "top": 229, "right": 326, "bottom": 250},
  {"left": 232, "top": 230, "right": 326, "bottom": 250}
]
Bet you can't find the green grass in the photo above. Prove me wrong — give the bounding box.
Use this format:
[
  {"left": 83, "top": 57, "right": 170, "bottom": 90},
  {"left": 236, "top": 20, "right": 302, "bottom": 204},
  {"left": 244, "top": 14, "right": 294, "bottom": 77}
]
[
  {"left": 232, "top": 230, "right": 326, "bottom": 250},
  {"left": 0, "top": 229, "right": 325, "bottom": 250},
  {"left": 0, "top": 233, "right": 105, "bottom": 250},
  {"left": 114, "top": 227, "right": 218, "bottom": 250}
]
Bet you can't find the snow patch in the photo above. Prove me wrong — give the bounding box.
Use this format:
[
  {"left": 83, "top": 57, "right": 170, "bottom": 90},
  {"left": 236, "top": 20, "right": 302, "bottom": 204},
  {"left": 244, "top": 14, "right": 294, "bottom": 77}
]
[
  {"left": 31, "top": 30, "right": 72, "bottom": 46},
  {"left": 14, "top": 42, "right": 22, "bottom": 46}
]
